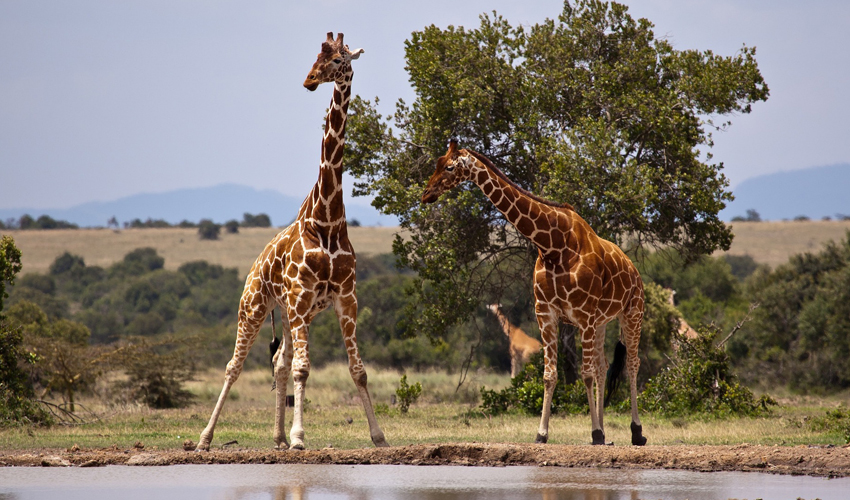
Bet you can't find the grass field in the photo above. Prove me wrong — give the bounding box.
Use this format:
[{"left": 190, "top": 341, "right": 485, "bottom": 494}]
[
  {"left": 5, "top": 220, "right": 849, "bottom": 276},
  {"left": 1, "top": 364, "right": 847, "bottom": 451},
  {"left": 5, "top": 226, "right": 408, "bottom": 277}
]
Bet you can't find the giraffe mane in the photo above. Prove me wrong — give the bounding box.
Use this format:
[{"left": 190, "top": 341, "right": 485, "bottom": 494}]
[{"left": 466, "top": 150, "right": 575, "bottom": 211}]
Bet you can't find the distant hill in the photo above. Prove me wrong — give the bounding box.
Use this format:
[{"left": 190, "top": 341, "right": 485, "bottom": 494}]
[
  {"left": 0, "top": 184, "right": 398, "bottom": 228},
  {"left": 721, "top": 163, "right": 850, "bottom": 221}
]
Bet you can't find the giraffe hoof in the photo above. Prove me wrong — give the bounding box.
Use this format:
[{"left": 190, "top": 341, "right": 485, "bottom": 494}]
[
  {"left": 290, "top": 441, "right": 305, "bottom": 451},
  {"left": 534, "top": 433, "right": 548, "bottom": 444},
  {"left": 631, "top": 422, "right": 647, "bottom": 446},
  {"left": 591, "top": 429, "right": 605, "bottom": 445}
]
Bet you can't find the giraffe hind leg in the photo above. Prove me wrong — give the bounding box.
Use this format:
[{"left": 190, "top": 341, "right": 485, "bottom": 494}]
[{"left": 621, "top": 309, "right": 647, "bottom": 446}]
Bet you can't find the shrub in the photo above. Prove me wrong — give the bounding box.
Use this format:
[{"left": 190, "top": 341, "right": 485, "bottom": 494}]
[
  {"left": 480, "top": 351, "right": 588, "bottom": 416},
  {"left": 395, "top": 374, "right": 422, "bottom": 413},
  {"left": 639, "top": 325, "right": 775, "bottom": 418},
  {"left": 198, "top": 219, "right": 221, "bottom": 240}
]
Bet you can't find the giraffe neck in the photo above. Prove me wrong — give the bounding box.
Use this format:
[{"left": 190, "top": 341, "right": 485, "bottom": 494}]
[
  {"left": 468, "top": 156, "right": 570, "bottom": 248},
  {"left": 303, "top": 76, "right": 352, "bottom": 227}
]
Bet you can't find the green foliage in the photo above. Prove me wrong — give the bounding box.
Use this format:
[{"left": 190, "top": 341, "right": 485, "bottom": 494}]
[
  {"left": 197, "top": 219, "right": 221, "bottom": 240},
  {"left": 128, "top": 218, "right": 172, "bottom": 228},
  {"left": 639, "top": 326, "right": 775, "bottom": 418},
  {"left": 345, "top": 0, "right": 767, "bottom": 341},
  {"left": 0, "top": 326, "right": 52, "bottom": 427},
  {"left": 1, "top": 235, "right": 23, "bottom": 314},
  {"left": 395, "top": 374, "right": 422, "bottom": 413},
  {"left": 111, "top": 338, "right": 196, "bottom": 409},
  {"left": 737, "top": 233, "right": 850, "bottom": 391},
  {"left": 224, "top": 219, "right": 239, "bottom": 234},
  {"left": 241, "top": 213, "right": 272, "bottom": 227},
  {"left": 480, "top": 351, "right": 588, "bottom": 416},
  {"left": 805, "top": 406, "right": 850, "bottom": 445},
  {"left": 0, "top": 237, "right": 52, "bottom": 426},
  {"left": 16, "top": 214, "right": 78, "bottom": 230}
]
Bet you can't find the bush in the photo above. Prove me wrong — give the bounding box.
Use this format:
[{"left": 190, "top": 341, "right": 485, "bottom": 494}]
[
  {"left": 198, "top": 219, "right": 221, "bottom": 240},
  {"left": 480, "top": 351, "right": 588, "bottom": 416},
  {"left": 224, "top": 220, "right": 239, "bottom": 234},
  {"left": 242, "top": 213, "right": 271, "bottom": 227},
  {"left": 639, "top": 325, "right": 775, "bottom": 418},
  {"left": 395, "top": 374, "right": 422, "bottom": 413}
]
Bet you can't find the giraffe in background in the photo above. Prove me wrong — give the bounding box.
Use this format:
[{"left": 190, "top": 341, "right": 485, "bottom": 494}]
[
  {"left": 196, "top": 33, "right": 388, "bottom": 451},
  {"left": 422, "top": 141, "right": 647, "bottom": 446},
  {"left": 487, "top": 304, "right": 543, "bottom": 378},
  {"left": 665, "top": 288, "right": 699, "bottom": 340}
]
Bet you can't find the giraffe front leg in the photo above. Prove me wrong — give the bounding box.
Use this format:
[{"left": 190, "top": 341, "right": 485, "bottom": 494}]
[
  {"left": 272, "top": 314, "right": 294, "bottom": 450},
  {"left": 579, "top": 325, "right": 606, "bottom": 445},
  {"left": 288, "top": 321, "right": 310, "bottom": 451},
  {"left": 534, "top": 303, "right": 559, "bottom": 444},
  {"left": 335, "top": 290, "right": 388, "bottom": 447},
  {"left": 197, "top": 293, "right": 268, "bottom": 451}
]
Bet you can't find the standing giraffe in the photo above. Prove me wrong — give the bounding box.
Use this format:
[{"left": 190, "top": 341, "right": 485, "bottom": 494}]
[
  {"left": 422, "top": 141, "right": 647, "bottom": 446},
  {"left": 487, "top": 304, "right": 542, "bottom": 378},
  {"left": 196, "top": 33, "right": 388, "bottom": 451}
]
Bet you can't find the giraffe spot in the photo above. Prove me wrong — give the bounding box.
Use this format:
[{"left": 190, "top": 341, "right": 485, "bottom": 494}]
[
  {"left": 516, "top": 196, "right": 531, "bottom": 216},
  {"left": 516, "top": 216, "right": 534, "bottom": 235},
  {"left": 534, "top": 232, "right": 552, "bottom": 249},
  {"left": 496, "top": 196, "right": 512, "bottom": 213},
  {"left": 329, "top": 109, "right": 344, "bottom": 134},
  {"left": 506, "top": 206, "right": 520, "bottom": 222}
]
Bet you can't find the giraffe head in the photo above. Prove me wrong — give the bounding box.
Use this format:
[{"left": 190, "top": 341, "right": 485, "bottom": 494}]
[
  {"left": 303, "top": 32, "right": 364, "bottom": 91},
  {"left": 421, "top": 140, "right": 477, "bottom": 204}
]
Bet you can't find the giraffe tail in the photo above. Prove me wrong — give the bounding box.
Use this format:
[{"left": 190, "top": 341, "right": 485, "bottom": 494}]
[{"left": 604, "top": 340, "right": 627, "bottom": 407}]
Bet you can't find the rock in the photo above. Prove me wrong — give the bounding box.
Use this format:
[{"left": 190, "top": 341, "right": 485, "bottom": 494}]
[
  {"left": 127, "top": 453, "right": 164, "bottom": 466},
  {"left": 41, "top": 456, "right": 71, "bottom": 467},
  {"left": 183, "top": 439, "right": 197, "bottom": 451},
  {"left": 133, "top": 441, "right": 145, "bottom": 450}
]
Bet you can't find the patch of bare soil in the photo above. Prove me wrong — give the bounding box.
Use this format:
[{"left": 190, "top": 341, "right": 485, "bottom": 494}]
[{"left": 2, "top": 443, "right": 849, "bottom": 477}]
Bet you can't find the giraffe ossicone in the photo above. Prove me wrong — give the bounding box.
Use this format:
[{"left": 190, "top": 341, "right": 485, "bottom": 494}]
[
  {"left": 196, "top": 32, "right": 388, "bottom": 452},
  {"left": 423, "top": 140, "right": 647, "bottom": 446}
]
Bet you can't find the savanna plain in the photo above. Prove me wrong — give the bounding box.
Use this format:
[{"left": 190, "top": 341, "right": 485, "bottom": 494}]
[{"left": 2, "top": 222, "right": 850, "bottom": 476}]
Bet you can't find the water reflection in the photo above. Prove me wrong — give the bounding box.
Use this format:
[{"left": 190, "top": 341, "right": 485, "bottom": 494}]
[{"left": 1, "top": 464, "right": 848, "bottom": 500}]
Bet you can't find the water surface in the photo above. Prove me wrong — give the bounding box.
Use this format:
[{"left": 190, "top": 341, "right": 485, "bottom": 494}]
[{"left": 1, "top": 464, "right": 847, "bottom": 500}]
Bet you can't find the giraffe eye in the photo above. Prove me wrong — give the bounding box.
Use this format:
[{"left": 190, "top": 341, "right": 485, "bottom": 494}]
[
  {"left": 333, "top": 58, "right": 342, "bottom": 64},
  {"left": 445, "top": 165, "right": 455, "bottom": 172}
]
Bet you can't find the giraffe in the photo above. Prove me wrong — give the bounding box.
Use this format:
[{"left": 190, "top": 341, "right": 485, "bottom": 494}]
[
  {"left": 665, "top": 288, "right": 699, "bottom": 340},
  {"left": 196, "top": 32, "right": 388, "bottom": 451},
  {"left": 422, "top": 141, "right": 647, "bottom": 446},
  {"left": 487, "top": 304, "right": 543, "bottom": 378}
]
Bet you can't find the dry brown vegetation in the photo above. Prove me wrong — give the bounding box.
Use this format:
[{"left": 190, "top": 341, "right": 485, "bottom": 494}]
[
  {"left": 6, "top": 226, "right": 407, "bottom": 277},
  {"left": 6, "top": 221, "right": 849, "bottom": 277},
  {"left": 717, "top": 220, "right": 850, "bottom": 268}
]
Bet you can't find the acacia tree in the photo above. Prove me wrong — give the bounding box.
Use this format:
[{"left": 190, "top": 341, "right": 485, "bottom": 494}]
[{"left": 345, "top": 1, "right": 768, "bottom": 349}]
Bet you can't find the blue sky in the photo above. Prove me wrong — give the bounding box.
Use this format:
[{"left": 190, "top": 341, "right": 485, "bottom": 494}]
[{"left": 1, "top": 0, "right": 848, "bottom": 211}]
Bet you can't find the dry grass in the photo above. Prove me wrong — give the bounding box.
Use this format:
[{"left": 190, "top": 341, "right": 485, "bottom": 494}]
[
  {"left": 716, "top": 220, "right": 850, "bottom": 268},
  {"left": 5, "top": 226, "right": 407, "bottom": 277},
  {"left": 1, "top": 364, "right": 844, "bottom": 451},
  {"left": 6, "top": 220, "right": 850, "bottom": 277}
]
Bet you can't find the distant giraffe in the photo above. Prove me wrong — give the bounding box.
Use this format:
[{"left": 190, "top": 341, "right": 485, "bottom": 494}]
[
  {"left": 665, "top": 288, "right": 698, "bottom": 340},
  {"left": 196, "top": 33, "right": 388, "bottom": 451},
  {"left": 422, "top": 141, "right": 647, "bottom": 446},
  {"left": 487, "top": 304, "right": 543, "bottom": 378}
]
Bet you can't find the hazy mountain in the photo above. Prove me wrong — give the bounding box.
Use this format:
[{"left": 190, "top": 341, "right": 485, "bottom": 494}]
[
  {"left": 0, "top": 184, "right": 398, "bottom": 228},
  {"left": 721, "top": 163, "right": 850, "bottom": 221}
]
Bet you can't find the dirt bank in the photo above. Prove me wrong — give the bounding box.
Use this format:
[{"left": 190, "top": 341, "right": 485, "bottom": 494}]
[{"left": 2, "top": 443, "right": 849, "bottom": 477}]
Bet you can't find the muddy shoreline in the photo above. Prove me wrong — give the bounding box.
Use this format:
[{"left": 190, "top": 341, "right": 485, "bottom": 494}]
[{"left": 2, "top": 443, "right": 849, "bottom": 477}]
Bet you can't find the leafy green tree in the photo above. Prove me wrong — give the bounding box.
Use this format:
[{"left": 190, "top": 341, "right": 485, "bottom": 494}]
[
  {"left": 241, "top": 213, "right": 272, "bottom": 228},
  {"left": 198, "top": 219, "right": 221, "bottom": 240},
  {"left": 0, "top": 236, "right": 51, "bottom": 426},
  {"left": 345, "top": 0, "right": 768, "bottom": 344},
  {"left": 737, "top": 234, "right": 850, "bottom": 391},
  {"left": 224, "top": 219, "right": 239, "bottom": 234}
]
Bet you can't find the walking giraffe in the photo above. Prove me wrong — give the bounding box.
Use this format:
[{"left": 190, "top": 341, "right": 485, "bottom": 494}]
[
  {"left": 196, "top": 32, "right": 388, "bottom": 451},
  {"left": 487, "top": 304, "right": 542, "bottom": 378},
  {"left": 422, "top": 141, "right": 647, "bottom": 446}
]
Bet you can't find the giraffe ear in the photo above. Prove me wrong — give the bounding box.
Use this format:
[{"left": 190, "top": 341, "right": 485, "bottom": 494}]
[{"left": 349, "top": 48, "right": 364, "bottom": 60}]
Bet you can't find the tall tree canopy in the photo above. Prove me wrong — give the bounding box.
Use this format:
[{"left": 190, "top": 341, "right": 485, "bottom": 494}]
[{"left": 345, "top": 0, "right": 768, "bottom": 340}]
